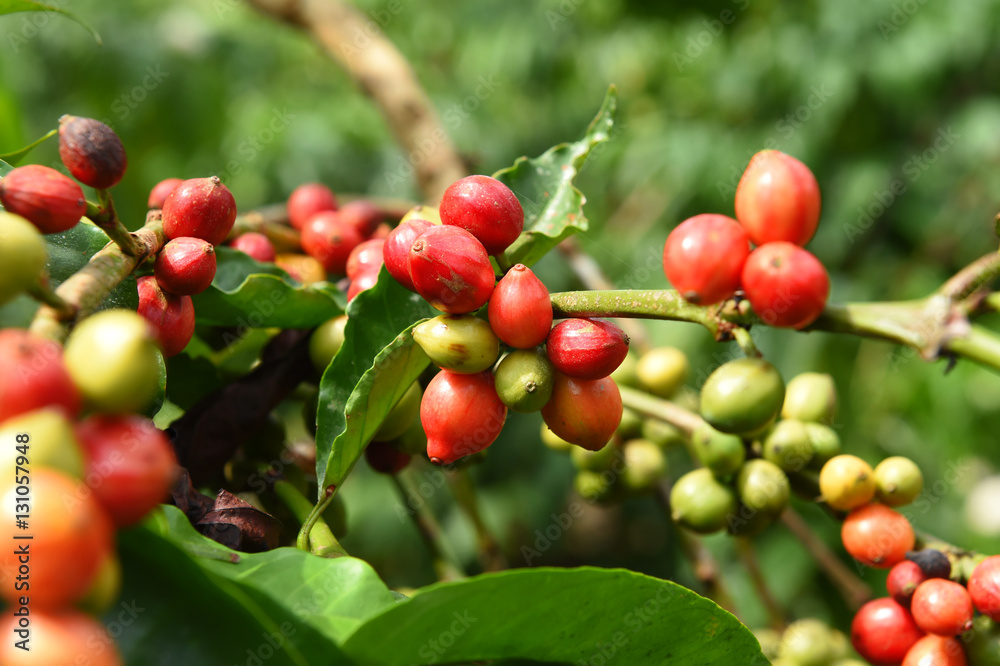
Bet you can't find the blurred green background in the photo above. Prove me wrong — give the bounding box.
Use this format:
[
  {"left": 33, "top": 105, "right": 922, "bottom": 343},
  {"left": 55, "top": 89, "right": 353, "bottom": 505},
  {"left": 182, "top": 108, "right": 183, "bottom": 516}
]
[{"left": 3, "top": 0, "right": 1000, "bottom": 635}]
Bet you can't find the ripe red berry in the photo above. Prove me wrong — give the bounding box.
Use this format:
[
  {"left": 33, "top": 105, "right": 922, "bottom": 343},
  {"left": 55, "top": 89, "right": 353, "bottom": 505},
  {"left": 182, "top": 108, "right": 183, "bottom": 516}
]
[
  {"left": 421, "top": 370, "right": 507, "bottom": 465},
  {"left": 911, "top": 579, "right": 975, "bottom": 636},
  {"left": 888, "top": 560, "right": 928, "bottom": 607},
  {"left": 741, "top": 242, "right": 830, "bottom": 329},
  {"left": 147, "top": 177, "right": 183, "bottom": 209},
  {"left": 230, "top": 232, "right": 277, "bottom": 262},
  {"left": 154, "top": 236, "right": 217, "bottom": 295},
  {"left": 384, "top": 219, "right": 434, "bottom": 291},
  {"left": 347, "top": 267, "right": 380, "bottom": 302},
  {"left": 662, "top": 214, "right": 751, "bottom": 305},
  {"left": 546, "top": 318, "right": 629, "bottom": 380},
  {"left": 338, "top": 200, "right": 383, "bottom": 237},
  {"left": 968, "top": 555, "right": 1000, "bottom": 621},
  {"left": 541, "top": 373, "right": 622, "bottom": 450},
  {"left": 364, "top": 440, "right": 411, "bottom": 474},
  {"left": 408, "top": 225, "right": 495, "bottom": 313},
  {"left": 734, "top": 149, "right": 821, "bottom": 247},
  {"left": 58, "top": 115, "right": 127, "bottom": 189},
  {"left": 346, "top": 238, "right": 385, "bottom": 280},
  {"left": 852, "top": 598, "right": 924, "bottom": 665},
  {"left": 440, "top": 175, "right": 524, "bottom": 256},
  {"left": 0, "top": 329, "right": 81, "bottom": 423},
  {"left": 301, "top": 211, "right": 364, "bottom": 276},
  {"left": 902, "top": 635, "right": 967, "bottom": 666},
  {"left": 75, "top": 414, "right": 179, "bottom": 527},
  {"left": 842, "top": 503, "right": 915, "bottom": 568},
  {"left": 0, "top": 164, "right": 86, "bottom": 233},
  {"left": 162, "top": 176, "right": 238, "bottom": 245},
  {"left": 136, "top": 276, "right": 195, "bottom": 358},
  {"left": 488, "top": 263, "right": 552, "bottom": 348},
  {"left": 287, "top": 182, "right": 338, "bottom": 230}
]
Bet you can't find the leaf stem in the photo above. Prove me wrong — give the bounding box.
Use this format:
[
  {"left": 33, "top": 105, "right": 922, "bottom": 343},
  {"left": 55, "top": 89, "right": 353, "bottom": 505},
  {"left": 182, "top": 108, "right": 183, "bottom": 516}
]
[
  {"left": 274, "top": 479, "right": 347, "bottom": 558},
  {"left": 391, "top": 471, "right": 465, "bottom": 582},
  {"left": 294, "top": 484, "right": 347, "bottom": 557},
  {"left": 731, "top": 326, "right": 761, "bottom": 359},
  {"left": 85, "top": 190, "right": 143, "bottom": 257}
]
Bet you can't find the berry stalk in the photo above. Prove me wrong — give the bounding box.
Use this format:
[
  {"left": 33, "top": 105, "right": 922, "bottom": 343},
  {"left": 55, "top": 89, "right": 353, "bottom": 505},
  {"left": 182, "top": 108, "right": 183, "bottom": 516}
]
[
  {"left": 26, "top": 278, "right": 75, "bottom": 318},
  {"left": 85, "top": 189, "right": 143, "bottom": 257},
  {"left": 390, "top": 471, "right": 466, "bottom": 582}
]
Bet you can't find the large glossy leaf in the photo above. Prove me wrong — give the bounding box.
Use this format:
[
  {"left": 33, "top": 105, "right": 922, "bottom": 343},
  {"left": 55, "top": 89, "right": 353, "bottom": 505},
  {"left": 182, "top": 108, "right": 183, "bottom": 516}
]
[
  {"left": 0, "top": 128, "right": 55, "bottom": 164},
  {"left": 314, "top": 266, "right": 436, "bottom": 494},
  {"left": 496, "top": 86, "right": 617, "bottom": 268},
  {"left": 343, "top": 567, "right": 767, "bottom": 666},
  {"left": 0, "top": 0, "right": 101, "bottom": 44}
]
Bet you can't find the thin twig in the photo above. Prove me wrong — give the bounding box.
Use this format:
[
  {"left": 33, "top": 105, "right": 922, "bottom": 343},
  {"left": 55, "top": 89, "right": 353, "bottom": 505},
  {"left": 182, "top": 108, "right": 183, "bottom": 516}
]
[
  {"left": 85, "top": 190, "right": 143, "bottom": 257},
  {"left": 734, "top": 537, "right": 785, "bottom": 630},
  {"left": 272, "top": 478, "right": 347, "bottom": 558},
  {"left": 618, "top": 386, "right": 704, "bottom": 436},
  {"left": 392, "top": 471, "right": 465, "bottom": 582},
  {"left": 26, "top": 279, "right": 75, "bottom": 318},
  {"left": 446, "top": 468, "right": 508, "bottom": 572}
]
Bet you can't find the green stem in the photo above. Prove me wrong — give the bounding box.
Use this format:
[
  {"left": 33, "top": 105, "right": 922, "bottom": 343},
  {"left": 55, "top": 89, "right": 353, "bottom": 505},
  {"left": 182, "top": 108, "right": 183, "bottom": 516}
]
[
  {"left": 26, "top": 279, "right": 75, "bottom": 318},
  {"left": 274, "top": 480, "right": 347, "bottom": 558},
  {"left": 446, "top": 468, "right": 508, "bottom": 572},
  {"left": 618, "top": 386, "right": 704, "bottom": 436},
  {"left": 391, "top": 472, "right": 465, "bottom": 581},
  {"left": 295, "top": 484, "right": 343, "bottom": 555},
  {"left": 731, "top": 326, "right": 761, "bottom": 358},
  {"left": 734, "top": 537, "right": 785, "bottom": 630},
  {"left": 86, "top": 190, "right": 143, "bottom": 257}
]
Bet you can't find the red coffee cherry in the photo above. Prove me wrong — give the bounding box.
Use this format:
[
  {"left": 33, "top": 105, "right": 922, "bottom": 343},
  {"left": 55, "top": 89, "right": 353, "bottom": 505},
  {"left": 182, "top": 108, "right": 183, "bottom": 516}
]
[
  {"left": 968, "top": 555, "right": 1000, "bottom": 621},
  {"left": 287, "top": 182, "right": 338, "bottom": 230},
  {"left": 347, "top": 267, "right": 380, "bottom": 302},
  {"left": 888, "top": 560, "right": 927, "bottom": 607},
  {"left": 0, "top": 164, "right": 86, "bottom": 233},
  {"left": 842, "top": 503, "right": 915, "bottom": 568},
  {"left": 851, "top": 598, "right": 924, "bottom": 665},
  {"left": 0, "top": 329, "right": 81, "bottom": 423},
  {"left": 162, "top": 176, "right": 238, "bottom": 245},
  {"left": 662, "top": 214, "right": 751, "bottom": 305},
  {"left": 741, "top": 241, "right": 830, "bottom": 329},
  {"left": 58, "top": 115, "right": 127, "bottom": 189},
  {"left": 364, "top": 440, "right": 411, "bottom": 475},
  {"left": 902, "top": 635, "right": 967, "bottom": 666},
  {"left": 230, "top": 232, "right": 276, "bottom": 262},
  {"left": 408, "top": 225, "right": 495, "bottom": 313},
  {"left": 911, "top": 579, "right": 975, "bottom": 636},
  {"left": 154, "top": 236, "right": 217, "bottom": 295},
  {"left": 338, "top": 200, "right": 383, "bottom": 237},
  {"left": 440, "top": 175, "right": 524, "bottom": 256},
  {"left": 75, "top": 414, "right": 179, "bottom": 527},
  {"left": 488, "top": 264, "right": 552, "bottom": 348},
  {"left": 540, "top": 373, "right": 623, "bottom": 451},
  {"left": 301, "top": 211, "right": 364, "bottom": 276},
  {"left": 0, "top": 609, "right": 123, "bottom": 666},
  {"left": 546, "top": 318, "right": 629, "bottom": 380},
  {"left": 147, "top": 177, "right": 183, "bottom": 209},
  {"left": 136, "top": 275, "right": 195, "bottom": 358},
  {"left": 421, "top": 370, "right": 507, "bottom": 465},
  {"left": 346, "top": 238, "right": 385, "bottom": 280},
  {"left": 384, "top": 219, "right": 434, "bottom": 291},
  {"left": 734, "top": 149, "right": 821, "bottom": 246}
]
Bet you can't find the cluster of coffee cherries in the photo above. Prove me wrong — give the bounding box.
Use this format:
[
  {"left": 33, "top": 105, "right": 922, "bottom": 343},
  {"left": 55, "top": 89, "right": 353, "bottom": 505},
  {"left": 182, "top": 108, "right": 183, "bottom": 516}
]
[{"left": 663, "top": 150, "right": 830, "bottom": 329}]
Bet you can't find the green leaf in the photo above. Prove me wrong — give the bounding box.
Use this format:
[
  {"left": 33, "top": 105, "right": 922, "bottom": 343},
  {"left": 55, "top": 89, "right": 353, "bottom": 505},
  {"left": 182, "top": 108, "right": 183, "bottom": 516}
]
[
  {"left": 0, "top": 128, "right": 55, "bottom": 165},
  {"left": 343, "top": 567, "right": 767, "bottom": 666},
  {"left": 0, "top": 1, "right": 101, "bottom": 44},
  {"left": 191, "top": 248, "right": 345, "bottom": 328},
  {"left": 0, "top": 158, "right": 12, "bottom": 177},
  {"left": 497, "top": 85, "right": 618, "bottom": 268},
  {"left": 315, "top": 266, "right": 436, "bottom": 494}
]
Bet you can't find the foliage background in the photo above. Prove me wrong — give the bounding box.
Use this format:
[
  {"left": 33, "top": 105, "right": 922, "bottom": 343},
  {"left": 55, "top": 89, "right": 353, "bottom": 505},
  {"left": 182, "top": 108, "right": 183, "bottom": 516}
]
[{"left": 2, "top": 0, "right": 1000, "bottom": 636}]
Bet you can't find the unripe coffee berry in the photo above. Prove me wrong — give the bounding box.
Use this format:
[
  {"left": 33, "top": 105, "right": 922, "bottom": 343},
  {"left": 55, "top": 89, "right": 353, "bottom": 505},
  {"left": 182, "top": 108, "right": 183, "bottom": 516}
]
[
  {"left": 762, "top": 419, "right": 814, "bottom": 472},
  {"left": 699, "top": 358, "right": 785, "bottom": 435},
  {"left": 874, "top": 456, "right": 924, "bottom": 507},
  {"left": 136, "top": 276, "right": 195, "bottom": 357},
  {"left": 287, "top": 183, "right": 338, "bottom": 231},
  {"left": 154, "top": 237, "right": 217, "bottom": 295},
  {"left": 148, "top": 177, "right": 183, "bottom": 209},
  {"left": 275, "top": 253, "right": 326, "bottom": 285},
  {"left": 742, "top": 242, "right": 830, "bottom": 329},
  {"left": 735, "top": 149, "right": 821, "bottom": 247},
  {"left": 488, "top": 263, "right": 552, "bottom": 348},
  {"left": 58, "top": 115, "right": 127, "bottom": 189},
  {"left": 622, "top": 439, "right": 666, "bottom": 492},
  {"left": 669, "top": 468, "right": 738, "bottom": 534},
  {"left": 421, "top": 370, "right": 507, "bottom": 465},
  {"left": 301, "top": 211, "right": 364, "bottom": 276},
  {"left": 0, "top": 408, "right": 85, "bottom": 485},
  {"left": 782, "top": 372, "right": 837, "bottom": 424},
  {"left": 691, "top": 422, "right": 745, "bottom": 477},
  {"left": 777, "top": 618, "right": 847, "bottom": 666},
  {"left": 346, "top": 238, "right": 385, "bottom": 280},
  {"left": 541, "top": 373, "right": 622, "bottom": 451},
  {"left": 0, "top": 328, "right": 80, "bottom": 423},
  {"left": 842, "top": 503, "right": 915, "bottom": 568},
  {"left": 819, "top": 454, "right": 875, "bottom": 511},
  {"left": 384, "top": 219, "right": 433, "bottom": 291},
  {"left": 735, "top": 459, "right": 791, "bottom": 518},
  {"left": 0, "top": 164, "right": 86, "bottom": 233},
  {"left": 635, "top": 347, "right": 689, "bottom": 398},
  {"left": 546, "top": 318, "right": 629, "bottom": 380},
  {"left": 493, "top": 348, "right": 555, "bottom": 413},
  {"left": 0, "top": 212, "right": 47, "bottom": 306},
  {"left": 851, "top": 598, "right": 923, "bottom": 666},
  {"left": 408, "top": 225, "right": 495, "bottom": 313},
  {"left": 162, "top": 176, "right": 237, "bottom": 246},
  {"left": 309, "top": 315, "right": 347, "bottom": 373},
  {"left": 413, "top": 314, "right": 500, "bottom": 374},
  {"left": 911, "top": 578, "right": 975, "bottom": 635},
  {"left": 230, "top": 232, "right": 276, "bottom": 262},
  {"left": 804, "top": 422, "right": 841, "bottom": 468},
  {"left": 662, "top": 214, "right": 751, "bottom": 305},
  {"left": 440, "top": 175, "right": 524, "bottom": 256}
]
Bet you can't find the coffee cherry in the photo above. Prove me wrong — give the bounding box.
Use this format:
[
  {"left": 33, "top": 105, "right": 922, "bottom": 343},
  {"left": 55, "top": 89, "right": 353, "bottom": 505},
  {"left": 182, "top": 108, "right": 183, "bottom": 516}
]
[
  {"left": 413, "top": 314, "right": 500, "bottom": 374},
  {"left": 440, "top": 175, "right": 524, "bottom": 256},
  {"left": 616, "top": 406, "right": 643, "bottom": 439},
  {"left": 64, "top": 309, "right": 161, "bottom": 413},
  {"left": 570, "top": 440, "right": 619, "bottom": 471},
  {"left": 622, "top": 439, "right": 666, "bottom": 491},
  {"left": 347, "top": 267, "right": 380, "bottom": 301},
  {"left": 888, "top": 561, "right": 927, "bottom": 607},
  {"left": 275, "top": 252, "right": 327, "bottom": 284},
  {"left": 374, "top": 382, "right": 422, "bottom": 441},
  {"left": 0, "top": 609, "right": 123, "bottom": 666},
  {"left": 969, "top": 556, "right": 1000, "bottom": 621},
  {"left": 874, "top": 456, "right": 924, "bottom": 507},
  {"left": 346, "top": 238, "right": 385, "bottom": 280},
  {"left": 288, "top": 183, "right": 338, "bottom": 230},
  {"left": 805, "top": 422, "right": 841, "bottom": 468},
  {"left": 909, "top": 549, "right": 953, "bottom": 580},
  {"left": 669, "top": 468, "right": 738, "bottom": 534},
  {"left": 365, "top": 440, "right": 411, "bottom": 474},
  {"left": 488, "top": 263, "right": 552, "bottom": 349},
  {"left": 58, "top": 115, "right": 127, "bottom": 188},
  {"left": 0, "top": 469, "right": 113, "bottom": 609},
  {"left": 842, "top": 503, "right": 915, "bottom": 568},
  {"left": 162, "top": 176, "right": 237, "bottom": 245},
  {"left": 540, "top": 422, "right": 573, "bottom": 452},
  {"left": 635, "top": 347, "right": 689, "bottom": 398},
  {"left": 0, "top": 328, "right": 80, "bottom": 423},
  {"left": 309, "top": 315, "right": 347, "bottom": 373},
  {"left": 762, "top": 419, "right": 814, "bottom": 472},
  {"left": 782, "top": 372, "right": 837, "bottom": 424},
  {"left": 230, "top": 232, "right": 277, "bottom": 262},
  {"left": 421, "top": 370, "right": 507, "bottom": 465},
  {"left": 301, "top": 210, "right": 364, "bottom": 276},
  {"left": 851, "top": 598, "right": 924, "bottom": 665},
  {"left": 136, "top": 276, "right": 195, "bottom": 357},
  {"left": 0, "top": 212, "right": 47, "bottom": 305},
  {"left": 662, "top": 214, "right": 751, "bottom": 305},
  {"left": 384, "top": 219, "right": 434, "bottom": 291},
  {"left": 546, "top": 318, "right": 629, "bottom": 380},
  {"left": 408, "top": 225, "right": 495, "bottom": 313},
  {"left": 154, "top": 236, "right": 217, "bottom": 295},
  {"left": 75, "top": 414, "right": 179, "bottom": 527},
  {"left": 911, "top": 579, "right": 974, "bottom": 636},
  {"left": 148, "top": 177, "right": 183, "bottom": 209},
  {"left": 691, "top": 422, "right": 745, "bottom": 477},
  {"left": 963, "top": 615, "right": 1000, "bottom": 664},
  {"left": 699, "top": 358, "right": 785, "bottom": 434},
  {"left": 575, "top": 469, "right": 617, "bottom": 503},
  {"left": 735, "top": 458, "right": 790, "bottom": 517},
  {"left": 778, "top": 619, "right": 845, "bottom": 666},
  {"left": 642, "top": 418, "right": 686, "bottom": 448},
  {"left": 902, "top": 635, "right": 967, "bottom": 666},
  {"left": 0, "top": 408, "right": 84, "bottom": 485},
  {"left": 541, "top": 373, "right": 622, "bottom": 451},
  {"left": 401, "top": 204, "right": 442, "bottom": 226},
  {"left": 0, "top": 164, "right": 86, "bottom": 233},
  {"left": 820, "top": 454, "right": 875, "bottom": 511},
  {"left": 735, "top": 150, "right": 821, "bottom": 247},
  {"left": 494, "top": 348, "right": 555, "bottom": 413},
  {"left": 742, "top": 242, "right": 830, "bottom": 329},
  {"left": 339, "top": 200, "right": 383, "bottom": 237},
  {"left": 611, "top": 351, "right": 641, "bottom": 388}
]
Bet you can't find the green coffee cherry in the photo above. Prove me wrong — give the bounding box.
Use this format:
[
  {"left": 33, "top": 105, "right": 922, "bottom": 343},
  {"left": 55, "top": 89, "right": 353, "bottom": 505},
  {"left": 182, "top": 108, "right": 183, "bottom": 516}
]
[
  {"left": 622, "top": 439, "right": 666, "bottom": 491},
  {"left": 641, "top": 418, "right": 685, "bottom": 448},
  {"left": 0, "top": 408, "right": 84, "bottom": 486},
  {"left": 691, "top": 422, "right": 745, "bottom": 477},
  {"left": 778, "top": 619, "right": 841, "bottom": 666},
  {"left": 412, "top": 314, "right": 499, "bottom": 374},
  {"left": 395, "top": 414, "right": 428, "bottom": 456},
  {"left": 0, "top": 211, "right": 47, "bottom": 306},
  {"left": 699, "top": 358, "right": 785, "bottom": 435},
  {"left": 782, "top": 372, "right": 837, "bottom": 424},
  {"left": 736, "top": 459, "right": 790, "bottom": 517},
  {"left": 753, "top": 628, "right": 781, "bottom": 660},
  {"left": 873, "top": 456, "right": 923, "bottom": 507},
  {"left": 540, "top": 423, "right": 573, "bottom": 453},
  {"left": 493, "top": 349, "right": 554, "bottom": 413},
  {"left": 762, "top": 419, "right": 814, "bottom": 472},
  {"left": 575, "top": 470, "right": 616, "bottom": 502},
  {"left": 636, "top": 346, "right": 689, "bottom": 398},
  {"left": 964, "top": 615, "right": 1000, "bottom": 665},
  {"left": 616, "top": 407, "right": 643, "bottom": 440},
  {"left": 670, "top": 468, "right": 738, "bottom": 534},
  {"left": 570, "top": 439, "right": 619, "bottom": 471},
  {"left": 610, "top": 351, "right": 640, "bottom": 388},
  {"left": 805, "top": 422, "right": 840, "bottom": 468},
  {"left": 309, "top": 315, "right": 347, "bottom": 373},
  {"left": 374, "top": 382, "right": 422, "bottom": 441}
]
